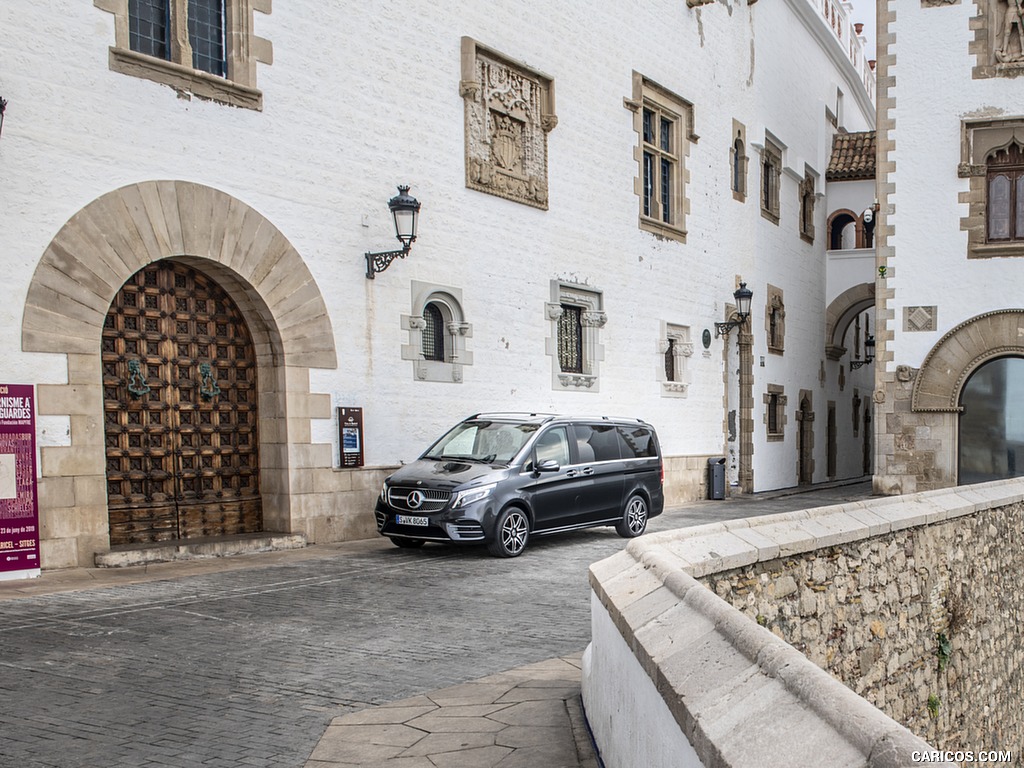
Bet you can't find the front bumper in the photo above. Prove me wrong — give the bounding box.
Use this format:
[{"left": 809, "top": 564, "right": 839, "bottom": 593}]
[{"left": 375, "top": 500, "right": 489, "bottom": 543}]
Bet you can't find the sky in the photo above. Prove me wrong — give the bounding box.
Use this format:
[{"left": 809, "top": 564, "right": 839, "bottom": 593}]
[{"left": 846, "top": 0, "right": 877, "bottom": 59}]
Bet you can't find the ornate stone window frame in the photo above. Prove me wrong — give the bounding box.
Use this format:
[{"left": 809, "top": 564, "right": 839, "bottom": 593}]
[
  {"left": 765, "top": 285, "right": 786, "bottom": 355},
  {"left": 958, "top": 117, "right": 1024, "bottom": 258},
  {"left": 94, "top": 0, "right": 271, "bottom": 110},
  {"left": 659, "top": 322, "right": 693, "bottom": 398},
  {"left": 545, "top": 281, "right": 605, "bottom": 392},
  {"left": 731, "top": 120, "right": 748, "bottom": 203},
  {"left": 759, "top": 135, "right": 783, "bottom": 225},
  {"left": 799, "top": 170, "right": 818, "bottom": 243},
  {"left": 970, "top": 0, "right": 1024, "bottom": 80},
  {"left": 625, "top": 72, "right": 697, "bottom": 243},
  {"left": 460, "top": 37, "right": 557, "bottom": 210},
  {"left": 401, "top": 282, "right": 473, "bottom": 383},
  {"left": 765, "top": 384, "right": 787, "bottom": 441}
]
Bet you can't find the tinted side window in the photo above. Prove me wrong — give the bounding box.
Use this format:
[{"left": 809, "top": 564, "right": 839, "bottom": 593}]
[
  {"left": 617, "top": 426, "right": 657, "bottom": 458},
  {"left": 573, "top": 424, "right": 621, "bottom": 463}
]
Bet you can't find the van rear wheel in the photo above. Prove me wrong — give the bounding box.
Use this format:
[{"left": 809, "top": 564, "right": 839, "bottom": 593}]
[
  {"left": 488, "top": 507, "right": 529, "bottom": 557},
  {"left": 616, "top": 494, "right": 648, "bottom": 538}
]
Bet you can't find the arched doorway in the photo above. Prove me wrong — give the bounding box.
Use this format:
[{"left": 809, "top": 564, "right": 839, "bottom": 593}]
[
  {"left": 103, "top": 260, "right": 262, "bottom": 544},
  {"left": 958, "top": 356, "right": 1024, "bottom": 485}
]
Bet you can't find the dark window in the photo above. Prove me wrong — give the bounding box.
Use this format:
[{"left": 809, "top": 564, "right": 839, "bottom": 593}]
[
  {"left": 422, "top": 303, "right": 445, "bottom": 361},
  {"left": 188, "top": 0, "right": 226, "bottom": 76},
  {"left": 558, "top": 305, "right": 583, "bottom": 373},
  {"left": 573, "top": 424, "right": 621, "bottom": 463},
  {"left": 768, "top": 393, "right": 780, "bottom": 434},
  {"left": 732, "top": 138, "right": 744, "bottom": 194},
  {"left": 128, "top": 0, "right": 227, "bottom": 77},
  {"left": 617, "top": 426, "right": 657, "bottom": 459},
  {"left": 664, "top": 337, "right": 676, "bottom": 381},
  {"left": 987, "top": 143, "right": 1024, "bottom": 242},
  {"left": 641, "top": 106, "right": 677, "bottom": 225},
  {"left": 959, "top": 356, "right": 1024, "bottom": 484},
  {"left": 828, "top": 212, "right": 857, "bottom": 250},
  {"left": 129, "top": 0, "right": 171, "bottom": 60}
]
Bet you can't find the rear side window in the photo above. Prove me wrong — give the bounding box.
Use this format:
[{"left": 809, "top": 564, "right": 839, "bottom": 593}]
[
  {"left": 617, "top": 426, "right": 658, "bottom": 459},
  {"left": 573, "top": 424, "right": 621, "bottom": 462}
]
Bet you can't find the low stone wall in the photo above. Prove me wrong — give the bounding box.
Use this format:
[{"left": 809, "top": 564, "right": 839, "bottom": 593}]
[
  {"left": 703, "top": 495, "right": 1024, "bottom": 753},
  {"left": 583, "top": 479, "right": 1024, "bottom": 767},
  {"left": 663, "top": 454, "right": 717, "bottom": 507}
]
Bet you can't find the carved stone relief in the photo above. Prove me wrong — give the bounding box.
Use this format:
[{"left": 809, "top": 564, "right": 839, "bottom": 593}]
[
  {"left": 996, "top": 0, "right": 1024, "bottom": 62},
  {"left": 461, "top": 38, "right": 557, "bottom": 210},
  {"left": 972, "top": 1, "right": 1024, "bottom": 78},
  {"left": 904, "top": 306, "right": 938, "bottom": 332}
]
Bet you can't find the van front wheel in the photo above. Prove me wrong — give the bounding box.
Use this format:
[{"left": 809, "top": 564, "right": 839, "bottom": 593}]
[
  {"left": 488, "top": 507, "right": 530, "bottom": 557},
  {"left": 616, "top": 494, "right": 648, "bottom": 538}
]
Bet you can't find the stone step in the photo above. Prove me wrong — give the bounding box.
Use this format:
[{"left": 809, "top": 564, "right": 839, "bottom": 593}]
[{"left": 94, "top": 532, "right": 307, "bottom": 568}]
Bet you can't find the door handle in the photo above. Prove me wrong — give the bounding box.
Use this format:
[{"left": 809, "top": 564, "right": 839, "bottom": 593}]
[
  {"left": 565, "top": 469, "right": 578, "bottom": 478},
  {"left": 581, "top": 467, "right": 594, "bottom": 476}
]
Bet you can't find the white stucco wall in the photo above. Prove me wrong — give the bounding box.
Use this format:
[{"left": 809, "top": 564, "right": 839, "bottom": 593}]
[
  {"left": 0, "top": 0, "right": 874, "bottom": 500},
  {"left": 886, "top": 1, "right": 1024, "bottom": 371},
  {"left": 582, "top": 598, "right": 703, "bottom": 768}
]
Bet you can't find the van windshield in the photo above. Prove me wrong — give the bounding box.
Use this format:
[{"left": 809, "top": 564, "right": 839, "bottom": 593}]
[{"left": 423, "top": 421, "right": 540, "bottom": 464}]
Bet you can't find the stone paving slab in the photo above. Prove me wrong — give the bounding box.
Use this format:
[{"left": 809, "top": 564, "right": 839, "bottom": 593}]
[{"left": 303, "top": 655, "right": 599, "bottom": 768}]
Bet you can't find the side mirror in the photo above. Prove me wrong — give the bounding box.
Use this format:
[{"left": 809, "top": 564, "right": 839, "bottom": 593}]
[{"left": 534, "top": 459, "right": 560, "bottom": 474}]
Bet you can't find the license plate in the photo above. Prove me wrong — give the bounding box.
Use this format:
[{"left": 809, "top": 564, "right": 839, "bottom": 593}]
[{"left": 396, "top": 514, "right": 429, "bottom": 527}]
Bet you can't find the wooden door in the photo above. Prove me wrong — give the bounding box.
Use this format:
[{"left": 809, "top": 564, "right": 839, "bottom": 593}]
[{"left": 103, "top": 261, "right": 262, "bottom": 545}]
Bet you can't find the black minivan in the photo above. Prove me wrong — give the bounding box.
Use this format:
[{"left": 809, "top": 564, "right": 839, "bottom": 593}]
[{"left": 374, "top": 413, "right": 664, "bottom": 557}]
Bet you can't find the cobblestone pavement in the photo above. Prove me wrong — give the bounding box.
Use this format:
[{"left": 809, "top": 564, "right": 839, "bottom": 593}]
[{"left": 0, "top": 481, "right": 871, "bottom": 768}]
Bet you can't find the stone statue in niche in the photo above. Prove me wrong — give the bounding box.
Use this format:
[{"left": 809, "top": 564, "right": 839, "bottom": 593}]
[
  {"left": 997, "top": 0, "right": 1024, "bottom": 62},
  {"left": 461, "top": 38, "right": 556, "bottom": 210}
]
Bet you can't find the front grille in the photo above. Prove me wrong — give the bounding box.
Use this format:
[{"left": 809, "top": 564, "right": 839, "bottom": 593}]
[{"left": 386, "top": 487, "right": 451, "bottom": 513}]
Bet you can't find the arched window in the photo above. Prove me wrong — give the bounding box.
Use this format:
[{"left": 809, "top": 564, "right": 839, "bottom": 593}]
[
  {"left": 959, "top": 356, "right": 1024, "bottom": 484},
  {"left": 732, "top": 137, "right": 746, "bottom": 196},
  {"left": 422, "top": 303, "right": 446, "bottom": 361},
  {"left": 401, "top": 282, "right": 472, "bottom": 383},
  {"left": 986, "top": 143, "right": 1024, "bottom": 242},
  {"left": 828, "top": 211, "right": 858, "bottom": 250}
]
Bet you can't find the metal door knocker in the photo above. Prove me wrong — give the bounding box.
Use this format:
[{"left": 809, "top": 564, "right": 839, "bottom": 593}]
[
  {"left": 199, "top": 362, "right": 221, "bottom": 401},
  {"left": 126, "top": 359, "right": 151, "bottom": 399}
]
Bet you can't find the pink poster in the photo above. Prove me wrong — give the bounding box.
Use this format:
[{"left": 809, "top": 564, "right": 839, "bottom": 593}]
[{"left": 0, "top": 384, "right": 40, "bottom": 580}]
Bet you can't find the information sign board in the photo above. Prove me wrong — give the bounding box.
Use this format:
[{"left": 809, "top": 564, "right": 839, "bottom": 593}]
[{"left": 0, "top": 384, "right": 40, "bottom": 580}]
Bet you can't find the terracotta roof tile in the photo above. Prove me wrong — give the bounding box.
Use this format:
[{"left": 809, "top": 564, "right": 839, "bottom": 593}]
[{"left": 827, "top": 130, "right": 876, "bottom": 181}]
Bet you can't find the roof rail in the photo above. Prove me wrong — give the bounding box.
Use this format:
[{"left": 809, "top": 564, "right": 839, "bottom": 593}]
[{"left": 466, "top": 412, "right": 558, "bottom": 420}]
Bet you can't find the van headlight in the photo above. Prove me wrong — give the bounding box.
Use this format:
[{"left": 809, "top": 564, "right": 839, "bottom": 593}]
[
  {"left": 379, "top": 482, "right": 389, "bottom": 503},
  {"left": 451, "top": 483, "right": 497, "bottom": 509}
]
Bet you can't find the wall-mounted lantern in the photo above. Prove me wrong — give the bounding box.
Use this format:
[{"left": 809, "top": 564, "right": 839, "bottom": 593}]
[
  {"left": 365, "top": 185, "right": 421, "bottom": 279},
  {"left": 714, "top": 282, "right": 753, "bottom": 338},
  {"left": 850, "top": 335, "right": 875, "bottom": 369}
]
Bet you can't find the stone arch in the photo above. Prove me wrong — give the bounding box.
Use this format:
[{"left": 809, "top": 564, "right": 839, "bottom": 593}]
[
  {"left": 824, "top": 282, "right": 875, "bottom": 361},
  {"left": 827, "top": 208, "right": 859, "bottom": 250},
  {"left": 22, "top": 180, "right": 338, "bottom": 566},
  {"left": 913, "top": 309, "right": 1024, "bottom": 412}
]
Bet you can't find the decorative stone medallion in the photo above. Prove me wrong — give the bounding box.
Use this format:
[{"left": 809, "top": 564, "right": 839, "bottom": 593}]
[{"left": 460, "top": 37, "right": 557, "bottom": 210}]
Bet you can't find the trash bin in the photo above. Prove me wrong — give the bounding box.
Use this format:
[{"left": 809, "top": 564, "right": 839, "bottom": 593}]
[{"left": 707, "top": 457, "right": 726, "bottom": 500}]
